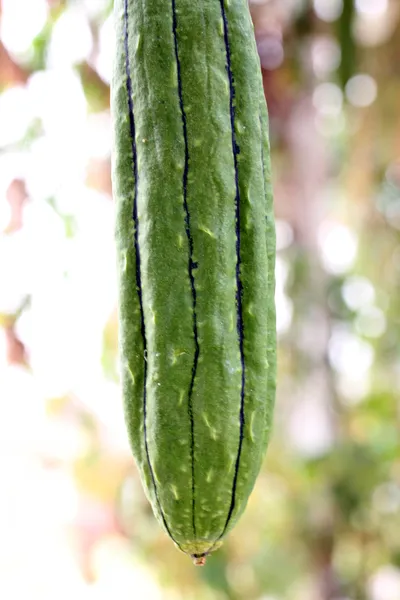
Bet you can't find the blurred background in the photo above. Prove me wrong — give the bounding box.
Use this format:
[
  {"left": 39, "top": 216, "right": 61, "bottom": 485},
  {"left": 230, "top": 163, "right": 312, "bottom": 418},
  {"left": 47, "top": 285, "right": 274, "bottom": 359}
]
[{"left": 0, "top": 0, "right": 399, "bottom": 598}]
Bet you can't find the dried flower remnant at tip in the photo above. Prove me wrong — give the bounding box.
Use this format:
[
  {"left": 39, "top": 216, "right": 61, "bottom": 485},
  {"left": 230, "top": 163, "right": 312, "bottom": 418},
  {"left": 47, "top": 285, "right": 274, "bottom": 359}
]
[{"left": 191, "top": 553, "right": 207, "bottom": 566}]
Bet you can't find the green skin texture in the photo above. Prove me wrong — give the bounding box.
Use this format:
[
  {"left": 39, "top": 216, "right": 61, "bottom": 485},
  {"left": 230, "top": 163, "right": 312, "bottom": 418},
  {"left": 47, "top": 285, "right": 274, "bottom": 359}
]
[{"left": 111, "top": 0, "right": 276, "bottom": 559}]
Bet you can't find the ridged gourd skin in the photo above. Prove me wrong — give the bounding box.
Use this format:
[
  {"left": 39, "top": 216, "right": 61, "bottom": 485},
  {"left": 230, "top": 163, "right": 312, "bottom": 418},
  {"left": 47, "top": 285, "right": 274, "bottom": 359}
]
[{"left": 111, "top": 0, "right": 276, "bottom": 563}]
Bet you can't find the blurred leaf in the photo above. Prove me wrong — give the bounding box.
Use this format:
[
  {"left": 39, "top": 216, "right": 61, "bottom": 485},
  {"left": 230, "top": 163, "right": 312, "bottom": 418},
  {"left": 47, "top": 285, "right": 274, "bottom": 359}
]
[
  {"left": 76, "top": 61, "right": 110, "bottom": 113},
  {"left": 337, "top": 0, "right": 356, "bottom": 89},
  {"left": 101, "top": 308, "right": 119, "bottom": 382}
]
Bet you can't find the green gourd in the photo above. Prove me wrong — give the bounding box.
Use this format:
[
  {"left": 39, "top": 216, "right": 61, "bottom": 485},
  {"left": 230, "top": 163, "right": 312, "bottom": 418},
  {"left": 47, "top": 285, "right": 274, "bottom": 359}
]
[{"left": 111, "top": 0, "right": 276, "bottom": 564}]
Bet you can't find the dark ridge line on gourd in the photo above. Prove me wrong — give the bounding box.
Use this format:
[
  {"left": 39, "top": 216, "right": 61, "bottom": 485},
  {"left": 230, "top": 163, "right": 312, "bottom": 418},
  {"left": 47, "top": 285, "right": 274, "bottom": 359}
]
[
  {"left": 206, "top": 0, "right": 246, "bottom": 555},
  {"left": 171, "top": 0, "right": 199, "bottom": 540},
  {"left": 123, "top": 0, "right": 183, "bottom": 553}
]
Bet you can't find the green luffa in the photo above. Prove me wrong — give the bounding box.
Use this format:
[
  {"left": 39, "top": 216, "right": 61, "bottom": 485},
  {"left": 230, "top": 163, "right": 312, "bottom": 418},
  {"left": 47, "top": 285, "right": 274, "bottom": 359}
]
[{"left": 111, "top": 0, "right": 276, "bottom": 564}]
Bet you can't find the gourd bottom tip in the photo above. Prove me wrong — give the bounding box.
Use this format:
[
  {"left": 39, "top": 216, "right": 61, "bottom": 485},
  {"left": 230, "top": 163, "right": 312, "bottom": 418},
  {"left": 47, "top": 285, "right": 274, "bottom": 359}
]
[{"left": 191, "top": 553, "right": 207, "bottom": 566}]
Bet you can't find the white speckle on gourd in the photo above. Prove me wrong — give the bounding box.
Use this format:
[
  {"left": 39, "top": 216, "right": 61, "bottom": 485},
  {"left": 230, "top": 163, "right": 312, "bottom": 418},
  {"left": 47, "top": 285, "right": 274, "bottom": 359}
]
[
  {"left": 199, "top": 225, "right": 216, "bottom": 238},
  {"left": 235, "top": 120, "right": 245, "bottom": 134},
  {"left": 148, "top": 306, "right": 156, "bottom": 324},
  {"left": 249, "top": 411, "right": 256, "bottom": 442},
  {"left": 202, "top": 414, "right": 218, "bottom": 440},
  {"left": 171, "top": 63, "right": 178, "bottom": 86},
  {"left": 202, "top": 413, "right": 211, "bottom": 429},
  {"left": 227, "top": 456, "right": 235, "bottom": 473},
  {"left": 206, "top": 469, "right": 213, "bottom": 483},
  {"left": 171, "top": 348, "right": 187, "bottom": 366},
  {"left": 246, "top": 303, "right": 254, "bottom": 316},
  {"left": 170, "top": 484, "right": 179, "bottom": 500},
  {"left": 127, "top": 365, "right": 135, "bottom": 384},
  {"left": 122, "top": 249, "right": 128, "bottom": 272}
]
